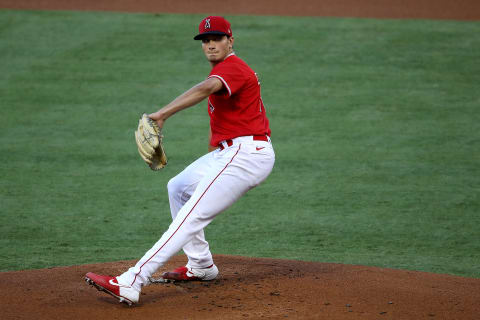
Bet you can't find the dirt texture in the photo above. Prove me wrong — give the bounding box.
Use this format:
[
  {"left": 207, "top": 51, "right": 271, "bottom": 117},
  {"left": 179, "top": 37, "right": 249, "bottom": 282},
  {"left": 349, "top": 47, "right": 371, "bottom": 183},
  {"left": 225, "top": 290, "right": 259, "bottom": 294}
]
[
  {"left": 1, "top": 255, "right": 479, "bottom": 320},
  {"left": 1, "top": 1, "right": 480, "bottom": 319},
  {"left": 1, "top": 0, "right": 480, "bottom": 20}
]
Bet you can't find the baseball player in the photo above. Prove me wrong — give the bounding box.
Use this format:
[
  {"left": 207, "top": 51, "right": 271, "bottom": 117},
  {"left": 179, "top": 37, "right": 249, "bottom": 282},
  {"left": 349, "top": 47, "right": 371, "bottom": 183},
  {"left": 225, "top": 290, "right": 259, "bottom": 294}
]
[{"left": 85, "top": 16, "right": 275, "bottom": 305}]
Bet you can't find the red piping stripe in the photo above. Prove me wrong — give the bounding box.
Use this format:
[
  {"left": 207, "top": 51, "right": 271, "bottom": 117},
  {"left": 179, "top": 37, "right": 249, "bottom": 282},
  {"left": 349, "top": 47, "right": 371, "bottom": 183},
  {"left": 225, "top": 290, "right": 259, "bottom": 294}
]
[{"left": 130, "top": 144, "right": 242, "bottom": 286}]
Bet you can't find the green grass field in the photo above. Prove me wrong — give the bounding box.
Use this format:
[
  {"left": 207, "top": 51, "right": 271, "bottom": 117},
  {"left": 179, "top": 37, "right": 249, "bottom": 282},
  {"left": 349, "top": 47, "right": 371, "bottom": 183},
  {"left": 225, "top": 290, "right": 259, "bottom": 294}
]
[{"left": 1, "top": 9, "right": 479, "bottom": 277}]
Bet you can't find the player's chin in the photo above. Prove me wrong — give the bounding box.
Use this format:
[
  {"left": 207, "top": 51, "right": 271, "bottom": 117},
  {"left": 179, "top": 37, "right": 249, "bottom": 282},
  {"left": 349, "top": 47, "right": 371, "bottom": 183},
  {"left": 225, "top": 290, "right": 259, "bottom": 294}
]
[{"left": 207, "top": 54, "right": 222, "bottom": 62}]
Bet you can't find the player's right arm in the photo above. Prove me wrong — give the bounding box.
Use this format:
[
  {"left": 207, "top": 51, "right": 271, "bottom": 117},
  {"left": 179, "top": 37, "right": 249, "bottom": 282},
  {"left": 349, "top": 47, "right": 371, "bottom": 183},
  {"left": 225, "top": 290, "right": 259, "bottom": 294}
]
[{"left": 149, "top": 77, "right": 223, "bottom": 129}]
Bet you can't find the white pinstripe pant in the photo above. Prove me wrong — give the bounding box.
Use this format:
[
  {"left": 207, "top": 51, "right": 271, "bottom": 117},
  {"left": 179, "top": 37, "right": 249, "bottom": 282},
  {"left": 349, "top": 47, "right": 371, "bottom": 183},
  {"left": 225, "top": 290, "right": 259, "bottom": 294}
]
[{"left": 117, "top": 136, "right": 275, "bottom": 291}]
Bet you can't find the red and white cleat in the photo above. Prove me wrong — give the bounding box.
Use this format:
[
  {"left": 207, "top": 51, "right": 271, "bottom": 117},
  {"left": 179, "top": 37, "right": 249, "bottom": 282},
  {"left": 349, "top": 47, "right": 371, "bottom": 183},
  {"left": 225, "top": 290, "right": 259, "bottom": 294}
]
[
  {"left": 161, "top": 264, "right": 219, "bottom": 282},
  {"left": 85, "top": 272, "right": 139, "bottom": 306}
]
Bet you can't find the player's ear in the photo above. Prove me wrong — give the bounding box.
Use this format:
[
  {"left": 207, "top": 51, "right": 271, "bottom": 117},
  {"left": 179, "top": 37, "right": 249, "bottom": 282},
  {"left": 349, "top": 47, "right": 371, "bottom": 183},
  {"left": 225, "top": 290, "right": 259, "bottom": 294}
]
[{"left": 228, "top": 36, "right": 234, "bottom": 50}]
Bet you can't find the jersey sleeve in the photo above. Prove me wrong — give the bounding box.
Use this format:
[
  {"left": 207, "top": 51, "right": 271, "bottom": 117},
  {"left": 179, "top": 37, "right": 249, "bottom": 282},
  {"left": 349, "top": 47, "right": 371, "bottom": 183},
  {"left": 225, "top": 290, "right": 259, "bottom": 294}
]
[{"left": 208, "top": 62, "right": 246, "bottom": 97}]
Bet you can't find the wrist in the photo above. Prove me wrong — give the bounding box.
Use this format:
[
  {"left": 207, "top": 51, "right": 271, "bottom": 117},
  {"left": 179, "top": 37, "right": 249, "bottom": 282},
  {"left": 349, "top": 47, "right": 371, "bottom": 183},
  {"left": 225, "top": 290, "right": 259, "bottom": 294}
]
[{"left": 149, "top": 110, "right": 166, "bottom": 121}]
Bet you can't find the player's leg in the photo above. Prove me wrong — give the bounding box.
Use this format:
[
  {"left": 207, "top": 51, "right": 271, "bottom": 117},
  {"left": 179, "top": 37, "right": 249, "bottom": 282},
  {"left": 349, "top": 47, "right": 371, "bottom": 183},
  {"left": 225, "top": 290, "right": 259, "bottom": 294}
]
[
  {"left": 84, "top": 152, "right": 216, "bottom": 305},
  {"left": 166, "top": 152, "right": 215, "bottom": 268},
  {"left": 117, "top": 143, "right": 274, "bottom": 291}
]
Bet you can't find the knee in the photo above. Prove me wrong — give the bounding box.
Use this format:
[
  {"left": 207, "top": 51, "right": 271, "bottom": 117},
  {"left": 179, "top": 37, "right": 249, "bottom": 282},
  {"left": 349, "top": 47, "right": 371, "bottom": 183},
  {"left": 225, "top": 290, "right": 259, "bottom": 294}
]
[
  {"left": 168, "top": 176, "right": 192, "bottom": 204},
  {"left": 167, "top": 176, "right": 181, "bottom": 196}
]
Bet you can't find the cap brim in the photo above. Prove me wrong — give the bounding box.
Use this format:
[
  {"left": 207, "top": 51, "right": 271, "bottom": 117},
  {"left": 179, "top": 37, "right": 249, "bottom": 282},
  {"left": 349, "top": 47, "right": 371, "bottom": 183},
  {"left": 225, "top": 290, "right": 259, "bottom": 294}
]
[{"left": 194, "top": 31, "right": 229, "bottom": 40}]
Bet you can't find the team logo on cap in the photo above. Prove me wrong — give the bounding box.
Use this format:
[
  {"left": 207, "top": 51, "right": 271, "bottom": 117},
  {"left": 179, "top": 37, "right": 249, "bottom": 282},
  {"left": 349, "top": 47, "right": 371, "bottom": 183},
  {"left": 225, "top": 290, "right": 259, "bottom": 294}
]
[{"left": 205, "top": 18, "right": 211, "bottom": 29}]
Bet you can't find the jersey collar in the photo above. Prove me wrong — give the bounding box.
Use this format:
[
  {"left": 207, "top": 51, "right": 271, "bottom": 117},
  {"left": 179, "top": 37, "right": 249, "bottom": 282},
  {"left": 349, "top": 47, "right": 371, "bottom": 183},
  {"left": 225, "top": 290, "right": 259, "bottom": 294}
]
[{"left": 224, "top": 52, "right": 236, "bottom": 60}]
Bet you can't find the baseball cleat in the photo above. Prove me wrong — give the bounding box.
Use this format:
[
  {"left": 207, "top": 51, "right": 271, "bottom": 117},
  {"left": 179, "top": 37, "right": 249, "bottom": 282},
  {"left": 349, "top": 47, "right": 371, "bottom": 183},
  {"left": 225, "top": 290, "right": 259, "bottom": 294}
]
[
  {"left": 160, "top": 264, "right": 219, "bottom": 282},
  {"left": 85, "top": 272, "right": 139, "bottom": 306}
]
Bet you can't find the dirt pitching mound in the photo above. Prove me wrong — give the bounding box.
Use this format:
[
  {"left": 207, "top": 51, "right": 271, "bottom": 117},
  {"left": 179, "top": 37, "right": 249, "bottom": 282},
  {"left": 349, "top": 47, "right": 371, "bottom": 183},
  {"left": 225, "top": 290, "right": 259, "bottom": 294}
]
[
  {"left": 1, "top": 0, "right": 480, "bottom": 20},
  {"left": 1, "top": 255, "right": 479, "bottom": 319}
]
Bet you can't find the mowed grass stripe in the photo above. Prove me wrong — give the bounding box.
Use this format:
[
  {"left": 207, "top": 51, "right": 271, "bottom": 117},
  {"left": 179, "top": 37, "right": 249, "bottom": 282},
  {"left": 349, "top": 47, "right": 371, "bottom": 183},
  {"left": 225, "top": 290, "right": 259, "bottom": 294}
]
[{"left": 0, "top": 10, "right": 479, "bottom": 277}]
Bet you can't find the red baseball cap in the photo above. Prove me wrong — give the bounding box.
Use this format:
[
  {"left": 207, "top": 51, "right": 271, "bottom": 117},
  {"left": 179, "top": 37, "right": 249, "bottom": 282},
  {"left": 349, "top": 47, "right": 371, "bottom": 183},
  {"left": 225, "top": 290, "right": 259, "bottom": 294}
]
[{"left": 194, "top": 16, "right": 233, "bottom": 40}]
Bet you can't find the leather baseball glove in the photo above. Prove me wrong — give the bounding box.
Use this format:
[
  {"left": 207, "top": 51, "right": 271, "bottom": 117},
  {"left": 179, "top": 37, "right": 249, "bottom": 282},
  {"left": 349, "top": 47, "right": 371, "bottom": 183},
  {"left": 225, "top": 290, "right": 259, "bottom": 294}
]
[{"left": 135, "top": 113, "right": 167, "bottom": 170}]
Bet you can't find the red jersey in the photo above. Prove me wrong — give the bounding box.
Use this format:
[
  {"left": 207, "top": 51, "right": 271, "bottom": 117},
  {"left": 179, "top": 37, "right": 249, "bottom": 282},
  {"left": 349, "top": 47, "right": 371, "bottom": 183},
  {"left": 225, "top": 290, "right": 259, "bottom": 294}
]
[{"left": 207, "top": 54, "right": 271, "bottom": 146}]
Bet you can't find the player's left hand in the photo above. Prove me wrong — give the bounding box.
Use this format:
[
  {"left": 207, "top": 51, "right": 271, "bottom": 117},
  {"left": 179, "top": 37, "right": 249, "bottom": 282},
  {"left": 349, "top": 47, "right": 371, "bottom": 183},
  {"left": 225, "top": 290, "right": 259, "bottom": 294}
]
[
  {"left": 148, "top": 113, "right": 165, "bottom": 130},
  {"left": 135, "top": 113, "right": 168, "bottom": 170}
]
